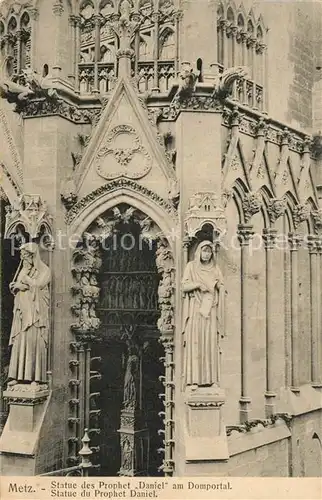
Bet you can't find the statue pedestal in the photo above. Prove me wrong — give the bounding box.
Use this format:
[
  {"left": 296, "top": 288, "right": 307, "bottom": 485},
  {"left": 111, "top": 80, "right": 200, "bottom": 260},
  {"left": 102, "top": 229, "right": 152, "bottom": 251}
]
[
  {"left": 184, "top": 386, "right": 229, "bottom": 461},
  {"left": 0, "top": 385, "right": 49, "bottom": 469},
  {"left": 117, "top": 408, "right": 150, "bottom": 477}
]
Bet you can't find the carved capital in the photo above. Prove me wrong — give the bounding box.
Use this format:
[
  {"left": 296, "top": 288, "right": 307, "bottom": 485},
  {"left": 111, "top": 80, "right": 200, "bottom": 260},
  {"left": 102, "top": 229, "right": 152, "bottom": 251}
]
[
  {"left": 312, "top": 209, "right": 322, "bottom": 233},
  {"left": 292, "top": 203, "right": 310, "bottom": 229},
  {"left": 307, "top": 234, "right": 318, "bottom": 254},
  {"left": 4, "top": 194, "right": 53, "bottom": 240},
  {"left": 237, "top": 224, "right": 254, "bottom": 246},
  {"left": 53, "top": 1, "right": 64, "bottom": 16},
  {"left": 243, "top": 191, "right": 262, "bottom": 223},
  {"left": 254, "top": 117, "right": 269, "bottom": 138},
  {"left": 116, "top": 48, "right": 134, "bottom": 59},
  {"left": 280, "top": 127, "right": 292, "bottom": 147},
  {"left": 229, "top": 105, "right": 243, "bottom": 127},
  {"left": 288, "top": 233, "right": 301, "bottom": 251},
  {"left": 262, "top": 228, "right": 277, "bottom": 249},
  {"left": 316, "top": 237, "right": 322, "bottom": 254},
  {"left": 184, "top": 192, "right": 226, "bottom": 238},
  {"left": 267, "top": 197, "right": 287, "bottom": 224},
  {"left": 302, "top": 136, "right": 312, "bottom": 154}
]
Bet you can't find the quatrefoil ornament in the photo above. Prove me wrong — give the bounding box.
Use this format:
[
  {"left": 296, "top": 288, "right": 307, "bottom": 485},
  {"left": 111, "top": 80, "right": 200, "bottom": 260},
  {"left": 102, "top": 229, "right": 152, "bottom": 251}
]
[{"left": 96, "top": 124, "right": 152, "bottom": 180}]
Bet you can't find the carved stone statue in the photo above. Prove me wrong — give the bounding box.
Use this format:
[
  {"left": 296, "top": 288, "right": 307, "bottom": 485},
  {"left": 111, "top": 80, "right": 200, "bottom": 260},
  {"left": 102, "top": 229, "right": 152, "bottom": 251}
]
[
  {"left": 182, "top": 240, "right": 225, "bottom": 390},
  {"left": 7, "top": 243, "right": 51, "bottom": 388},
  {"left": 123, "top": 351, "right": 139, "bottom": 409}
]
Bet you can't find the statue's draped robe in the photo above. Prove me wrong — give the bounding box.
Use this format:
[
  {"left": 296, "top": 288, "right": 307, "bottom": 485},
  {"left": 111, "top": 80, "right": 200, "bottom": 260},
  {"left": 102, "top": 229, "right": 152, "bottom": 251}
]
[
  {"left": 8, "top": 254, "right": 50, "bottom": 384},
  {"left": 182, "top": 243, "right": 224, "bottom": 387}
]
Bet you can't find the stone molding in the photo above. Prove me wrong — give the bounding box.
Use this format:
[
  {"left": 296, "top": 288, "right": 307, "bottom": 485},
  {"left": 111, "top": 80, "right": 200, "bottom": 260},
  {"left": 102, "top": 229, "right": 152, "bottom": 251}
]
[{"left": 65, "top": 178, "right": 178, "bottom": 225}]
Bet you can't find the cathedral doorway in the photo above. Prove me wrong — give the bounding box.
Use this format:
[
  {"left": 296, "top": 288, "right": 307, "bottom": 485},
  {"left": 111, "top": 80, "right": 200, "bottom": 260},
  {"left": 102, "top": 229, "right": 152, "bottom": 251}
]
[{"left": 89, "top": 213, "right": 165, "bottom": 477}]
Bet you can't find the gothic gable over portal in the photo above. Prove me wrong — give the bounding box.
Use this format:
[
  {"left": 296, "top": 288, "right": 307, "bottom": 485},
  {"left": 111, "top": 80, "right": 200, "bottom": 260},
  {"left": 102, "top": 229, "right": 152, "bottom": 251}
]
[{"left": 75, "top": 78, "right": 176, "bottom": 204}]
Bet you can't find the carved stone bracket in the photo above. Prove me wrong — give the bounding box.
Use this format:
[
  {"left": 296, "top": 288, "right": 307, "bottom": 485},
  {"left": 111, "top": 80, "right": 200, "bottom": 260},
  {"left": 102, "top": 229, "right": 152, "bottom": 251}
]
[
  {"left": 267, "top": 197, "right": 287, "bottom": 224},
  {"left": 4, "top": 194, "right": 53, "bottom": 240},
  {"left": 243, "top": 191, "right": 262, "bottom": 223},
  {"left": 184, "top": 192, "right": 227, "bottom": 238}
]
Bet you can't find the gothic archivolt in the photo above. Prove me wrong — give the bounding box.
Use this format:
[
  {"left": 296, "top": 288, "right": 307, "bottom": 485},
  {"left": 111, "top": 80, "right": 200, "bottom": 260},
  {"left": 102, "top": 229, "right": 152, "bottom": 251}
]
[
  {"left": 69, "top": 202, "right": 176, "bottom": 475},
  {"left": 64, "top": 178, "right": 178, "bottom": 227}
]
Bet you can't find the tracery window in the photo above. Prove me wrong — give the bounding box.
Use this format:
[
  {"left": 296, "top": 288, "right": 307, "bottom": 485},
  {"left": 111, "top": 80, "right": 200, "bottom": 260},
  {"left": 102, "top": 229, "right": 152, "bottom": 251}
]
[
  {"left": 217, "top": 2, "right": 267, "bottom": 111},
  {"left": 0, "top": 11, "right": 31, "bottom": 78},
  {"left": 75, "top": 0, "right": 180, "bottom": 95}
]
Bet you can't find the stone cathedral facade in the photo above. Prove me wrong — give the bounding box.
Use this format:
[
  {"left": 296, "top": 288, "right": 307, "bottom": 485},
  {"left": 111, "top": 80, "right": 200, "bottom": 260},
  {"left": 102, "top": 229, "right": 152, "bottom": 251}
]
[{"left": 0, "top": 0, "right": 322, "bottom": 478}]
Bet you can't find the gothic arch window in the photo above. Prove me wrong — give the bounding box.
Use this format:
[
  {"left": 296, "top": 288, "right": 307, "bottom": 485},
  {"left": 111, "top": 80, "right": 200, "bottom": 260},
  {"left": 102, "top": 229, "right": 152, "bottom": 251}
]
[
  {"left": 0, "top": 21, "right": 5, "bottom": 59},
  {"left": 76, "top": 0, "right": 179, "bottom": 94},
  {"left": 217, "top": 4, "right": 224, "bottom": 65},
  {"left": 226, "top": 7, "right": 235, "bottom": 67},
  {"left": 246, "top": 19, "right": 254, "bottom": 73},
  {"left": 159, "top": 28, "right": 175, "bottom": 60},
  {"left": 100, "top": 0, "right": 114, "bottom": 18},
  {"left": 236, "top": 14, "right": 245, "bottom": 66},
  {"left": 100, "top": 44, "right": 112, "bottom": 62},
  {"left": 19, "top": 12, "right": 31, "bottom": 71},
  {"left": 7, "top": 16, "right": 17, "bottom": 76},
  {"left": 217, "top": 3, "right": 267, "bottom": 110}
]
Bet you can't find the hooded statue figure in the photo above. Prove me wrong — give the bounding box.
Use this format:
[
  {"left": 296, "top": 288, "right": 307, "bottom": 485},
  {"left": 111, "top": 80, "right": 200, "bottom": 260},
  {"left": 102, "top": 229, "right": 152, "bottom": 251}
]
[
  {"left": 182, "top": 240, "right": 225, "bottom": 389},
  {"left": 7, "top": 242, "right": 51, "bottom": 387}
]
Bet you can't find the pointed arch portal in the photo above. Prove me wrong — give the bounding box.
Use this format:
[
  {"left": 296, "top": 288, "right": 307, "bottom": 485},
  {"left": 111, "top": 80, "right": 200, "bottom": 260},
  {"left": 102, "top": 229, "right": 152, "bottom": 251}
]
[{"left": 68, "top": 198, "right": 176, "bottom": 477}]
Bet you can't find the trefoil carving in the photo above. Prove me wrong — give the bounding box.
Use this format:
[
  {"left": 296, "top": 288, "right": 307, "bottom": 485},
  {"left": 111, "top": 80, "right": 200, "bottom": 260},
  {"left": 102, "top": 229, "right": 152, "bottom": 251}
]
[{"left": 96, "top": 125, "right": 152, "bottom": 180}]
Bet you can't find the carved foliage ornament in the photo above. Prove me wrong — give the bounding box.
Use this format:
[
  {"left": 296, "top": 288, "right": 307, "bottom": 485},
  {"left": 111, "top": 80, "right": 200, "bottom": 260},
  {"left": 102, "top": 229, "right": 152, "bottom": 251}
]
[
  {"left": 292, "top": 203, "right": 311, "bottom": 229},
  {"left": 71, "top": 233, "right": 102, "bottom": 342},
  {"left": 184, "top": 192, "right": 227, "bottom": 238},
  {"left": 4, "top": 194, "right": 53, "bottom": 240},
  {"left": 243, "top": 191, "right": 262, "bottom": 223},
  {"left": 96, "top": 125, "right": 152, "bottom": 180},
  {"left": 267, "top": 197, "right": 287, "bottom": 224},
  {"left": 65, "top": 179, "right": 178, "bottom": 226},
  {"left": 312, "top": 208, "right": 322, "bottom": 232}
]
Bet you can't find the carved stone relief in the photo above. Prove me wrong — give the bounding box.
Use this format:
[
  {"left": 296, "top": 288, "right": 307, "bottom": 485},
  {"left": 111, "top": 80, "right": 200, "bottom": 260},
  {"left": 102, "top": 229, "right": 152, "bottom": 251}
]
[{"left": 96, "top": 125, "right": 152, "bottom": 180}]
